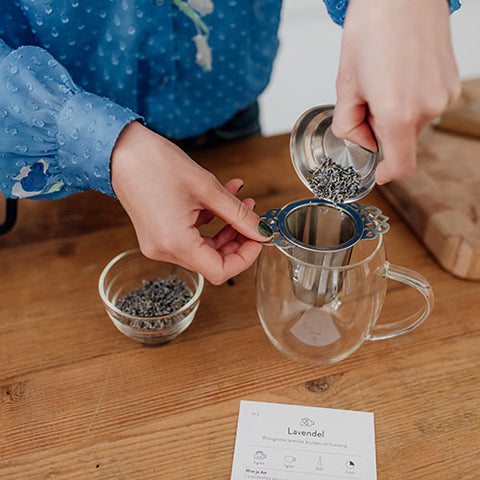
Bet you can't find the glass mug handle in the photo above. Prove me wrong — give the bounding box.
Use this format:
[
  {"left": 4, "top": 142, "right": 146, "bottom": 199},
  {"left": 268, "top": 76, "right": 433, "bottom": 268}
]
[{"left": 368, "top": 262, "right": 434, "bottom": 341}]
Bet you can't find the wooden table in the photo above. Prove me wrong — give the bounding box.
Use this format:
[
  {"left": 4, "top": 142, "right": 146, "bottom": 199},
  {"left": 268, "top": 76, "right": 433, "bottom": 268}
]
[{"left": 1, "top": 135, "right": 479, "bottom": 480}]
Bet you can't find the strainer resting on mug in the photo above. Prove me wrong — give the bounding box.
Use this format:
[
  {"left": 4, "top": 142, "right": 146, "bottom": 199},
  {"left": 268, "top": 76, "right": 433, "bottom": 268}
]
[{"left": 261, "top": 199, "right": 389, "bottom": 307}]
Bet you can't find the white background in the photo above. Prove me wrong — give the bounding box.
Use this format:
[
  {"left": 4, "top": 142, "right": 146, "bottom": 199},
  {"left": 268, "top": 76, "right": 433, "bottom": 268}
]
[{"left": 259, "top": 0, "right": 480, "bottom": 136}]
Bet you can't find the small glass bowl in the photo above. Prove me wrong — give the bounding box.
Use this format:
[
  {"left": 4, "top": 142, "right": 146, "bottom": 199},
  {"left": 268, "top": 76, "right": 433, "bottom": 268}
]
[{"left": 98, "top": 249, "right": 204, "bottom": 345}]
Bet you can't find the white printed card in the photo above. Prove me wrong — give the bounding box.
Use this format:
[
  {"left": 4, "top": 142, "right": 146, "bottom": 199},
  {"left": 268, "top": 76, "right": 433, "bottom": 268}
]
[{"left": 231, "top": 401, "right": 376, "bottom": 480}]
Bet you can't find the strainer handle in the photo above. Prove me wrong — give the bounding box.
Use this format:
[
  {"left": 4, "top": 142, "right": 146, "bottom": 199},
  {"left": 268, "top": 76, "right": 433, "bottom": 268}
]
[
  {"left": 259, "top": 211, "right": 290, "bottom": 248},
  {"left": 368, "top": 262, "right": 434, "bottom": 341}
]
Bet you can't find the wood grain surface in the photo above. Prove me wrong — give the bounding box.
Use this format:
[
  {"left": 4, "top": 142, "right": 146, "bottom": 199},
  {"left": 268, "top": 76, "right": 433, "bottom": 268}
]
[
  {"left": 379, "top": 121, "right": 480, "bottom": 280},
  {"left": 1, "top": 134, "right": 479, "bottom": 480},
  {"left": 435, "top": 79, "right": 480, "bottom": 138}
]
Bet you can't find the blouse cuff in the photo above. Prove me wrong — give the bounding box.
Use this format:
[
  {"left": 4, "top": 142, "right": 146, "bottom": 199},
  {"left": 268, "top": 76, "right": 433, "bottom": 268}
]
[
  {"left": 0, "top": 43, "right": 142, "bottom": 200},
  {"left": 57, "top": 92, "right": 140, "bottom": 197},
  {"left": 449, "top": 0, "right": 461, "bottom": 14},
  {"left": 323, "top": 0, "right": 461, "bottom": 27}
]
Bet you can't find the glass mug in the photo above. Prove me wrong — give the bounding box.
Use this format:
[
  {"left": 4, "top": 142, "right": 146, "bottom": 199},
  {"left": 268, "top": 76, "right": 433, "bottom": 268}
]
[{"left": 256, "top": 199, "right": 434, "bottom": 365}]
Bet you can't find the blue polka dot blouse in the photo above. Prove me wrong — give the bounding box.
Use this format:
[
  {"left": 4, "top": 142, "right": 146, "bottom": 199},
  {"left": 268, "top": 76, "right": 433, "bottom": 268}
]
[{"left": 0, "top": 0, "right": 461, "bottom": 199}]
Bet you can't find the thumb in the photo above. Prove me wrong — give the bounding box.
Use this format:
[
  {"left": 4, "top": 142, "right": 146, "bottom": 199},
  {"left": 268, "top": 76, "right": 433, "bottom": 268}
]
[
  {"left": 202, "top": 182, "right": 273, "bottom": 242},
  {"left": 332, "top": 102, "right": 378, "bottom": 153}
]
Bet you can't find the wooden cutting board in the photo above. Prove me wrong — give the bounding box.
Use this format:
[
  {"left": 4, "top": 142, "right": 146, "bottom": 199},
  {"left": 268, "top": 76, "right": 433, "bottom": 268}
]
[
  {"left": 379, "top": 80, "right": 480, "bottom": 280},
  {"left": 435, "top": 79, "right": 480, "bottom": 138}
]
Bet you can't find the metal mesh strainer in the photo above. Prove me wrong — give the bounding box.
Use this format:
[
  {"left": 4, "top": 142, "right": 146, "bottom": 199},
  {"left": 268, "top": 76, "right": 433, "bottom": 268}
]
[{"left": 261, "top": 199, "right": 389, "bottom": 306}]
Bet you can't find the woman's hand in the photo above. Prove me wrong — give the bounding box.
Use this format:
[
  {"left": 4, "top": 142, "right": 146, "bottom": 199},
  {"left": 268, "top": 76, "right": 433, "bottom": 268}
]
[
  {"left": 111, "top": 121, "right": 272, "bottom": 285},
  {"left": 332, "top": 0, "right": 461, "bottom": 184}
]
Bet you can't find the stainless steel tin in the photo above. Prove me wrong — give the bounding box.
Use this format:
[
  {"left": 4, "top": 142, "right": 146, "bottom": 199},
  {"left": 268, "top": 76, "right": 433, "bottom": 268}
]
[{"left": 290, "top": 105, "right": 381, "bottom": 203}]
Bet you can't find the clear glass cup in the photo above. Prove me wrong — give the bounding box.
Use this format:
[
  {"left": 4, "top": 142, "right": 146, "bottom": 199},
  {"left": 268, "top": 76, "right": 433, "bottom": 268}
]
[
  {"left": 99, "top": 249, "right": 204, "bottom": 345},
  {"left": 256, "top": 233, "right": 433, "bottom": 364}
]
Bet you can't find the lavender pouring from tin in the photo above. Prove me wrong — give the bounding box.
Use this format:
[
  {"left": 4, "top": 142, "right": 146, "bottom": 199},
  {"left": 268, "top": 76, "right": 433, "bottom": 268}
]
[
  {"left": 293, "top": 159, "right": 360, "bottom": 304},
  {"left": 290, "top": 105, "right": 380, "bottom": 204},
  {"left": 307, "top": 157, "right": 361, "bottom": 204}
]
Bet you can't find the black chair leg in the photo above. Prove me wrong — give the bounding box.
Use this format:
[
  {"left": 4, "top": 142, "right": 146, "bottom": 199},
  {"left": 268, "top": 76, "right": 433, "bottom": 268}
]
[{"left": 0, "top": 198, "right": 18, "bottom": 235}]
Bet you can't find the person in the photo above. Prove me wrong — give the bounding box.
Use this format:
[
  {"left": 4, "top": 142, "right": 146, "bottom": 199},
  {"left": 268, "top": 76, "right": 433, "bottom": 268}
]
[{"left": 0, "top": 0, "right": 461, "bottom": 284}]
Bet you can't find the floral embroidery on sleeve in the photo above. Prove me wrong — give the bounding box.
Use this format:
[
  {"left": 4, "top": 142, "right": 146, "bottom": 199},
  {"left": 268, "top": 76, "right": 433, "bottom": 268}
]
[
  {"left": 12, "top": 159, "right": 64, "bottom": 198},
  {"left": 172, "top": 0, "right": 214, "bottom": 72}
]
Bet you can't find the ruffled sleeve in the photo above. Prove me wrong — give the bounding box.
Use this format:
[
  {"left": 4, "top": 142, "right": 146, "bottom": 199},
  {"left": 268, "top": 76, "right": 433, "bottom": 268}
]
[
  {"left": 322, "top": 0, "right": 462, "bottom": 27},
  {"left": 0, "top": 40, "right": 142, "bottom": 199}
]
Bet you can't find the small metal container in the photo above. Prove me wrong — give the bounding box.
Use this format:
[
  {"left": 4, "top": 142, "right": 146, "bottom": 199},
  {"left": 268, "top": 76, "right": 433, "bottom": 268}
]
[{"left": 290, "top": 105, "right": 381, "bottom": 203}]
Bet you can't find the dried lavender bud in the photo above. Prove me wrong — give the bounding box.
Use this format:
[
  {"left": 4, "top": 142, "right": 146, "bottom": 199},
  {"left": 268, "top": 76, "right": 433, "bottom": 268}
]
[
  {"left": 116, "top": 276, "right": 193, "bottom": 327},
  {"left": 307, "top": 157, "right": 361, "bottom": 204}
]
